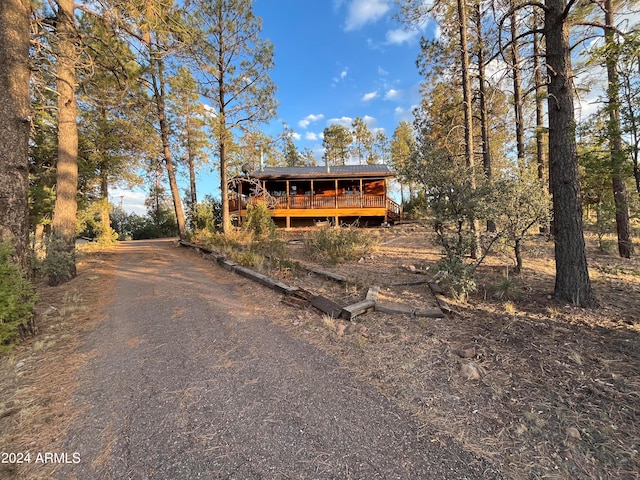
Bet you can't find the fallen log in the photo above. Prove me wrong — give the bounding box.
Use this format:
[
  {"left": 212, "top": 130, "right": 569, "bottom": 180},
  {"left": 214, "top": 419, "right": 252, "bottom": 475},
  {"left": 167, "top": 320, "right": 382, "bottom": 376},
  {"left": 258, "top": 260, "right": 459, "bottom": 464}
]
[
  {"left": 311, "top": 295, "right": 344, "bottom": 318},
  {"left": 341, "top": 299, "right": 375, "bottom": 320}
]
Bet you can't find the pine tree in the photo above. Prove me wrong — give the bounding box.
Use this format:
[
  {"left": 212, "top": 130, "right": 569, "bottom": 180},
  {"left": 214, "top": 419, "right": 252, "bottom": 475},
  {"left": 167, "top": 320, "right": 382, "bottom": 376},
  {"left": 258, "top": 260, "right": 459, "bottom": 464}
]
[
  {"left": 0, "top": 0, "right": 31, "bottom": 271},
  {"left": 322, "top": 124, "right": 352, "bottom": 166},
  {"left": 193, "top": 0, "right": 277, "bottom": 234}
]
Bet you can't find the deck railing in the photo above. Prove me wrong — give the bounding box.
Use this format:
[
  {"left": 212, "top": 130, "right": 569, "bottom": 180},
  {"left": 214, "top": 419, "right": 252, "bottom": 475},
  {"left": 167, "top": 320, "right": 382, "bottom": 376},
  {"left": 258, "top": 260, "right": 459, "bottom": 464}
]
[{"left": 230, "top": 194, "right": 394, "bottom": 211}]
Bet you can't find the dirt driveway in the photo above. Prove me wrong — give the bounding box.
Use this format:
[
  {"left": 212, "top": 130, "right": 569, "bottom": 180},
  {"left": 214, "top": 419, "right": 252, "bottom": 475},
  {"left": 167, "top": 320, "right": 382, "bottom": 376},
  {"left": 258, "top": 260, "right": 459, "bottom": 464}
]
[{"left": 51, "top": 239, "right": 499, "bottom": 479}]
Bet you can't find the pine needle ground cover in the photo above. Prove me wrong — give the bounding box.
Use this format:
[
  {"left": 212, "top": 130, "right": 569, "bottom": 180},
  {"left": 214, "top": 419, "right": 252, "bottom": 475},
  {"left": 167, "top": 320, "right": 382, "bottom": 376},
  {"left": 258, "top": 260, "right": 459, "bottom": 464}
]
[{"left": 272, "top": 223, "right": 640, "bottom": 479}]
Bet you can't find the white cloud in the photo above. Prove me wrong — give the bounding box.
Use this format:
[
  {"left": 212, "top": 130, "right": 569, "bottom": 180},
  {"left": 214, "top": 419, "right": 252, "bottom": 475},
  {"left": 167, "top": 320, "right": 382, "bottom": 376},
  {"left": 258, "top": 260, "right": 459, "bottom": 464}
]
[
  {"left": 378, "top": 66, "right": 388, "bottom": 76},
  {"left": 394, "top": 106, "right": 416, "bottom": 123},
  {"left": 385, "top": 27, "right": 421, "bottom": 45},
  {"left": 328, "top": 116, "right": 354, "bottom": 128},
  {"left": 305, "top": 132, "right": 320, "bottom": 141},
  {"left": 110, "top": 189, "right": 146, "bottom": 215},
  {"left": 362, "top": 115, "right": 377, "bottom": 127},
  {"left": 362, "top": 91, "right": 378, "bottom": 101},
  {"left": 332, "top": 68, "right": 349, "bottom": 87},
  {"left": 291, "top": 132, "right": 301, "bottom": 140},
  {"left": 344, "top": 0, "right": 392, "bottom": 31},
  {"left": 298, "top": 113, "right": 325, "bottom": 129},
  {"left": 384, "top": 88, "right": 401, "bottom": 100}
]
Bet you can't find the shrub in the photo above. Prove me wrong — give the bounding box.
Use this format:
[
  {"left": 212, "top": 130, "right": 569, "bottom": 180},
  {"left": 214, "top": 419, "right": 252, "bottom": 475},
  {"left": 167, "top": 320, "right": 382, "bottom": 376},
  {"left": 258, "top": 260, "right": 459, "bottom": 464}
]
[
  {"left": 491, "top": 274, "right": 522, "bottom": 301},
  {"left": 243, "top": 201, "right": 276, "bottom": 239},
  {"left": 0, "top": 241, "right": 37, "bottom": 353},
  {"left": 435, "top": 254, "right": 477, "bottom": 302},
  {"left": 42, "top": 234, "right": 76, "bottom": 286},
  {"left": 304, "top": 224, "right": 375, "bottom": 264},
  {"left": 188, "top": 196, "right": 222, "bottom": 233}
]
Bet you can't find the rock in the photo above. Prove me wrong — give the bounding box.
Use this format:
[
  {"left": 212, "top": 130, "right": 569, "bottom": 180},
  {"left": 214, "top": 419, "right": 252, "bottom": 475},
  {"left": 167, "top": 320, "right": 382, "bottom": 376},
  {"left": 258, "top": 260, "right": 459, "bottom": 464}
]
[
  {"left": 43, "top": 306, "right": 59, "bottom": 317},
  {"left": 560, "top": 449, "right": 573, "bottom": 460},
  {"left": 346, "top": 322, "right": 358, "bottom": 335},
  {"left": 359, "top": 325, "right": 368, "bottom": 337},
  {"left": 566, "top": 426, "right": 581, "bottom": 440},
  {"left": 460, "top": 362, "right": 481, "bottom": 381},
  {"left": 336, "top": 323, "right": 347, "bottom": 337},
  {"left": 455, "top": 347, "right": 476, "bottom": 359}
]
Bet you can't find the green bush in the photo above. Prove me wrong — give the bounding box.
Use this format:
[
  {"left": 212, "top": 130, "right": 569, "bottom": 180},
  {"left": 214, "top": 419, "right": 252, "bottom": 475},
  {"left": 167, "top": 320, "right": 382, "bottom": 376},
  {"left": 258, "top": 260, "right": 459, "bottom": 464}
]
[
  {"left": 187, "top": 196, "right": 222, "bottom": 233},
  {"left": 304, "top": 224, "right": 375, "bottom": 264},
  {"left": 436, "top": 254, "right": 477, "bottom": 302},
  {"left": 42, "top": 234, "right": 76, "bottom": 286},
  {"left": 243, "top": 201, "right": 276, "bottom": 239},
  {"left": 0, "top": 242, "right": 37, "bottom": 353}
]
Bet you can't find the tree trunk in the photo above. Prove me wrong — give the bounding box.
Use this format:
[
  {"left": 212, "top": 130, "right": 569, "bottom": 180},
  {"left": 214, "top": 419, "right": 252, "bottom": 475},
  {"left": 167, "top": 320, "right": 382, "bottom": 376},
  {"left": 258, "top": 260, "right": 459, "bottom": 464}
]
[
  {"left": 510, "top": 8, "right": 525, "bottom": 170},
  {"left": 0, "top": 0, "right": 31, "bottom": 272},
  {"left": 100, "top": 174, "right": 111, "bottom": 240},
  {"left": 533, "top": 17, "right": 549, "bottom": 234},
  {"left": 218, "top": 24, "right": 232, "bottom": 235},
  {"left": 149, "top": 53, "right": 187, "bottom": 240},
  {"left": 186, "top": 111, "right": 198, "bottom": 209},
  {"left": 474, "top": 3, "right": 495, "bottom": 232},
  {"left": 605, "top": 0, "right": 633, "bottom": 258},
  {"left": 457, "top": 0, "right": 480, "bottom": 258},
  {"left": 545, "top": 0, "right": 595, "bottom": 306},
  {"left": 220, "top": 125, "right": 231, "bottom": 234},
  {"left": 514, "top": 238, "right": 522, "bottom": 274},
  {"left": 51, "top": 0, "right": 79, "bottom": 283}
]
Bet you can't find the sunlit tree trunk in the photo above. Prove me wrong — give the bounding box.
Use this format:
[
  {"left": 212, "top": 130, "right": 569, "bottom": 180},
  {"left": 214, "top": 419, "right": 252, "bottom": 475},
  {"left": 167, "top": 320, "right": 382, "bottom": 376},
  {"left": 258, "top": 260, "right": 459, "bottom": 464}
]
[
  {"left": 604, "top": 0, "right": 633, "bottom": 258},
  {"left": 51, "top": 0, "right": 79, "bottom": 283},
  {"left": 510, "top": 7, "right": 525, "bottom": 169},
  {"left": 0, "top": 0, "right": 30, "bottom": 271},
  {"left": 473, "top": 2, "right": 494, "bottom": 232},
  {"left": 457, "top": 0, "right": 480, "bottom": 258}
]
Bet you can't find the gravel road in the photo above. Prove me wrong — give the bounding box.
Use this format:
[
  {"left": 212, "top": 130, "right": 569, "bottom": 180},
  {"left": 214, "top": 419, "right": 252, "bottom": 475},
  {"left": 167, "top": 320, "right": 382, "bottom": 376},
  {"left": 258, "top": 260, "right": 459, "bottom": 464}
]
[{"left": 58, "top": 239, "right": 501, "bottom": 479}]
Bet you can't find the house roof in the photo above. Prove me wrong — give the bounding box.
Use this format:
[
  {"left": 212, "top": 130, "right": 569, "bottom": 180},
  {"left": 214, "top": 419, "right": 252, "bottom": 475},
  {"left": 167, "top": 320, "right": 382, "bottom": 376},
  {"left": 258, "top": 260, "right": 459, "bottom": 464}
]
[{"left": 250, "top": 164, "right": 395, "bottom": 180}]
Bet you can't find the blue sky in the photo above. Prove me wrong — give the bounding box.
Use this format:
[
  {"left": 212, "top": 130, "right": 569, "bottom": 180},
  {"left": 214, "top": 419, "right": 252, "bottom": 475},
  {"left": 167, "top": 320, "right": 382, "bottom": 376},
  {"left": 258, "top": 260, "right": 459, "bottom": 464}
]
[
  {"left": 254, "top": 0, "right": 431, "bottom": 151},
  {"left": 113, "top": 0, "right": 434, "bottom": 213}
]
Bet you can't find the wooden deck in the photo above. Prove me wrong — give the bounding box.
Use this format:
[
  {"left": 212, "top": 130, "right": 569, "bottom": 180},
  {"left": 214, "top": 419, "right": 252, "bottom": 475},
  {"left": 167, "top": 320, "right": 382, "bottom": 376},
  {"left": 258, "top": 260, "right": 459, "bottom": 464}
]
[{"left": 229, "top": 194, "right": 401, "bottom": 222}]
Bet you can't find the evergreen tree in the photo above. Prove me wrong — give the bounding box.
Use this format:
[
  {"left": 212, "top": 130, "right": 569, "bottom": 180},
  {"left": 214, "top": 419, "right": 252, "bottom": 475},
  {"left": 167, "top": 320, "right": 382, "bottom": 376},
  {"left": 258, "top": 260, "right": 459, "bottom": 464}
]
[
  {"left": 192, "top": 0, "right": 277, "bottom": 234},
  {"left": 322, "top": 124, "right": 351, "bottom": 166},
  {"left": 0, "top": 0, "right": 31, "bottom": 271}
]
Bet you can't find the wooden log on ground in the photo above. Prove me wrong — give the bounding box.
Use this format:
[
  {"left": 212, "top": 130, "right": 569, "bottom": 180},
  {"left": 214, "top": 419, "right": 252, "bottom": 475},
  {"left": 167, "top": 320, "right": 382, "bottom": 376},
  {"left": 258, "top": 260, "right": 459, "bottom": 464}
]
[
  {"left": 374, "top": 302, "right": 415, "bottom": 316},
  {"left": 389, "top": 278, "right": 430, "bottom": 286},
  {"left": 218, "top": 258, "right": 238, "bottom": 271},
  {"left": 414, "top": 308, "right": 445, "bottom": 318},
  {"left": 281, "top": 296, "right": 309, "bottom": 309},
  {"left": 341, "top": 299, "right": 375, "bottom": 320},
  {"left": 428, "top": 281, "right": 446, "bottom": 295},
  {"left": 434, "top": 295, "right": 453, "bottom": 314},
  {"left": 179, "top": 240, "right": 215, "bottom": 255},
  {"left": 233, "top": 265, "right": 297, "bottom": 294},
  {"left": 311, "top": 295, "right": 344, "bottom": 318},
  {"left": 365, "top": 286, "right": 380, "bottom": 301},
  {"left": 301, "top": 265, "right": 347, "bottom": 283},
  {"left": 292, "top": 288, "right": 315, "bottom": 301}
]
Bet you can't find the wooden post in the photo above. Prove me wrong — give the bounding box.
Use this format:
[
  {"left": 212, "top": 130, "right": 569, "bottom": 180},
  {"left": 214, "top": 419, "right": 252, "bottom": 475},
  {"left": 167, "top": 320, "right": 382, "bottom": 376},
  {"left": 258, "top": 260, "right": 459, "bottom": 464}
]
[
  {"left": 286, "top": 180, "right": 290, "bottom": 209},
  {"left": 286, "top": 216, "right": 290, "bottom": 229},
  {"left": 334, "top": 179, "right": 338, "bottom": 208},
  {"left": 310, "top": 179, "right": 314, "bottom": 209},
  {"left": 359, "top": 178, "right": 363, "bottom": 207},
  {"left": 238, "top": 180, "right": 243, "bottom": 220}
]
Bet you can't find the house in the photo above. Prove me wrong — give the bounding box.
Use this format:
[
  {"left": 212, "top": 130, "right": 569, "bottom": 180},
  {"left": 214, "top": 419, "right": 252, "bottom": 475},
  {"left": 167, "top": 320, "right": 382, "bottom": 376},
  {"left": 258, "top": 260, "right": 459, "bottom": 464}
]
[{"left": 228, "top": 164, "right": 400, "bottom": 228}]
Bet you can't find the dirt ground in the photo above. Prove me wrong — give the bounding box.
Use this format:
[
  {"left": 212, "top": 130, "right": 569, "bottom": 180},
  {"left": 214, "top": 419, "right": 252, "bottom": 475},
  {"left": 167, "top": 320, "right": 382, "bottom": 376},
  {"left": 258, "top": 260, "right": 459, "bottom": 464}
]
[
  {"left": 1, "top": 224, "right": 639, "bottom": 479},
  {"left": 256, "top": 223, "right": 640, "bottom": 479}
]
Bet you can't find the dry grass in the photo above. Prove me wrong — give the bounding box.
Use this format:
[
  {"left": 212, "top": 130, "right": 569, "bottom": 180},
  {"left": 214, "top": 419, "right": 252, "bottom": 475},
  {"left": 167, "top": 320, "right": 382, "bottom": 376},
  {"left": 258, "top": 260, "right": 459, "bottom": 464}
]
[
  {"left": 270, "top": 224, "right": 640, "bottom": 480},
  {"left": 0, "top": 248, "right": 116, "bottom": 480}
]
